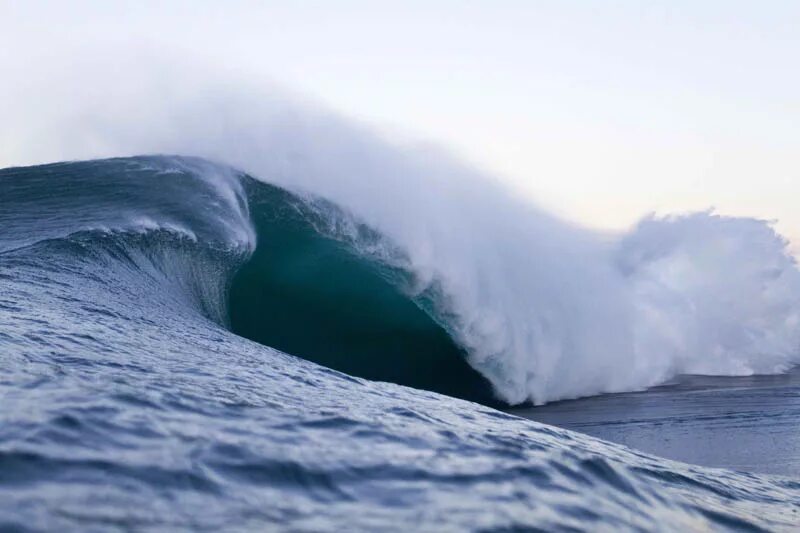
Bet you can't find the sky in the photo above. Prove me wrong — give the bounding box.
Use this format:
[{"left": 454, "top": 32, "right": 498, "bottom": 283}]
[{"left": 2, "top": 1, "right": 798, "bottom": 239}]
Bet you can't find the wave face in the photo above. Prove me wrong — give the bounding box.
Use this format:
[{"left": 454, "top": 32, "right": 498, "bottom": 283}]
[
  {"left": 2, "top": 156, "right": 800, "bottom": 530},
  {"left": 228, "top": 178, "right": 498, "bottom": 405}
]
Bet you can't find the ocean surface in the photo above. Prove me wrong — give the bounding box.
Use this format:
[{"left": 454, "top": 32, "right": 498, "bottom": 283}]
[
  {"left": 515, "top": 370, "right": 800, "bottom": 478},
  {"left": 2, "top": 156, "right": 800, "bottom": 531}
]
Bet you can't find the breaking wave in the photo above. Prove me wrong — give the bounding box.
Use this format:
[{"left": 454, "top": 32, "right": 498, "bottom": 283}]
[
  {"left": 4, "top": 150, "right": 799, "bottom": 407},
  {"left": 4, "top": 155, "right": 800, "bottom": 530}
]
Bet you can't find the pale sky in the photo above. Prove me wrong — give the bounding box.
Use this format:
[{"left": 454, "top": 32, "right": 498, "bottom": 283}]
[{"left": 2, "top": 1, "right": 799, "bottom": 238}]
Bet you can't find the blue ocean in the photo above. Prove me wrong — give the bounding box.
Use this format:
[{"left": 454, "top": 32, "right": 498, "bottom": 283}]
[{"left": 2, "top": 152, "right": 800, "bottom": 531}]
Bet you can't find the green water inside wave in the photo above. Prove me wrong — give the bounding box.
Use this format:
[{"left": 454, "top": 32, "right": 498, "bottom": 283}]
[{"left": 229, "top": 182, "right": 498, "bottom": 405}]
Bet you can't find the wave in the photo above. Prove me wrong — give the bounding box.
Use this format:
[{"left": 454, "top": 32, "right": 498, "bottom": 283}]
[
  {"left": 3, "top": 59, "right": 800, "bottom": 404},
  {"left": 4, "top": 153, "right": 800, "bottom": 408},
  {"left": 4, "top": 156, "right": 800, "bottom": 529}
]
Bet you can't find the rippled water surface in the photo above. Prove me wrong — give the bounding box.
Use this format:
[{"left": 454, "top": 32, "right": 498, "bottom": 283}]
[{"left": 515, "top": 370, "right": 800, "bottom": 477}]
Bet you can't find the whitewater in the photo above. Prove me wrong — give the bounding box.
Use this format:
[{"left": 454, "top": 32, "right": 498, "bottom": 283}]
[{"left": 2, "top": 59, "right": 800, "bottom": 530}]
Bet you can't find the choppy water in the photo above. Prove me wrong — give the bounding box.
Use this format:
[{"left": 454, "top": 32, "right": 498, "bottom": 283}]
[{"left": 2, "top": 157, "right": 800, "bottom": 531}]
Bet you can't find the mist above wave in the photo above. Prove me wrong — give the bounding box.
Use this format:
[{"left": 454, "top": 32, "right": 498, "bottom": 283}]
[{"left": 3, "top": 54, "right": 799, "bottom": 404}]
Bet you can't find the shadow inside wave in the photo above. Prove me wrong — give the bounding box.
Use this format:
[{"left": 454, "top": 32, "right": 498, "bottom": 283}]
[{"left": 228, "top": 179, "right": 500, "bottom": 406}]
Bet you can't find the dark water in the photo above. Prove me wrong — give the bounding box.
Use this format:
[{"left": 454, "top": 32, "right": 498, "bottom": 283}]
[
  {"left": 514, "top": 370, "right": 800, "bottom": 477},
  {"left": 2, "top": 157, "right": 800, "bottom": 531},
  {"left": 228, "top": 179, "right": 497, "bottom": 405}
]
